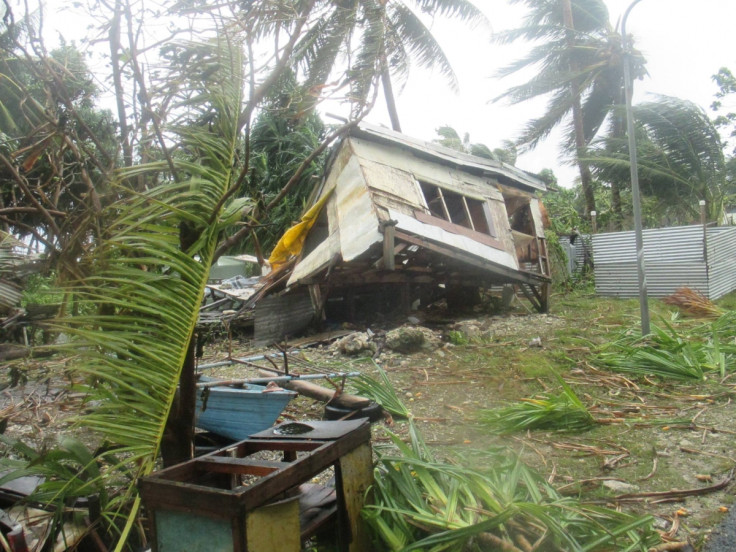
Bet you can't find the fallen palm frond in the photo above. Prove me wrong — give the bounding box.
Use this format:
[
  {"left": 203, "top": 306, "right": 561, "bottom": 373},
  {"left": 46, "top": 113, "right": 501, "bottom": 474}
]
[
  {"left": 351, "top": 361, "right": 412, "bottom": 419},
  {"left": 365, "top": 389, "right": 659, "bottom": 551},
  {"left": 663, "top": 287, "right": 722, "bottom": 318},
  {"left": 477, "top": 377, "right": 595, "bottom": 434},
  {"left": 595, "top": 316, "right": 735, "bottom": 380}
]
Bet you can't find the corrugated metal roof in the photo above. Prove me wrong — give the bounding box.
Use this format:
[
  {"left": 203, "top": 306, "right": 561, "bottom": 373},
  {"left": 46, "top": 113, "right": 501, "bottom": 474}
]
[
  {"left": 351, "top": 123, "right": 547, "bottom": 193},
  {"left": 592, "top": 225, "right": 736, "bottom": 299}
]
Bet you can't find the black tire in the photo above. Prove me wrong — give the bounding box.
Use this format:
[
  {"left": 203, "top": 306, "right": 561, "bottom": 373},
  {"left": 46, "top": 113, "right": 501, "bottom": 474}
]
[{"left": 323, "top": 401, "right": 383, "bottom": 423}]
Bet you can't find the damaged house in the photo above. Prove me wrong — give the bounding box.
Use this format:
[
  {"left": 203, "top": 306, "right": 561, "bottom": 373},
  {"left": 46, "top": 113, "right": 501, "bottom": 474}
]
[{"left": 255, "top": 124, "right": 551, "bottom": 342}]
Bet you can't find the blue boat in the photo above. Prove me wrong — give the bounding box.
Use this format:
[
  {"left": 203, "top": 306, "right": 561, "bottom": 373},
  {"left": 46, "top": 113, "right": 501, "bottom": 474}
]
[{"left": 195, "top": 378, "right": 297, "bottom": 441}]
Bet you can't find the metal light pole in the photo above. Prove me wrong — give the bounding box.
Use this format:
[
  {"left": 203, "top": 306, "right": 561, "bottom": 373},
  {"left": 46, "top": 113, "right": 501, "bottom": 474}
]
[{"left": 622, "top": 0, "right": 650, "bottom": 335}]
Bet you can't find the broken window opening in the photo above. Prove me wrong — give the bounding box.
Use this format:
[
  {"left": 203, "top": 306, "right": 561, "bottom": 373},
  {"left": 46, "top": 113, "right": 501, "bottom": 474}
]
[{"left": 418, "top": 181, "right": 496, "bottom": 238}]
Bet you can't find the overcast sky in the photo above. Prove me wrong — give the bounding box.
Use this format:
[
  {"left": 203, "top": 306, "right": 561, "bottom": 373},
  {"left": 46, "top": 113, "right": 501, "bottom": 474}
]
[{"left": 39, "top": 0, "right": 736, "bottom": 188}]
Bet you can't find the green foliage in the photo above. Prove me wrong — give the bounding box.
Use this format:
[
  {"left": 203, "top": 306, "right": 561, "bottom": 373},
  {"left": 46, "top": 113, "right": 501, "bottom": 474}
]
[
  {"left": 477, "top": 376, "right": 595, "bottom": 434},
  {"left": 291, "top": 0, "right": 487, "bottom": 118},
  {"left": 351, "top": 362, "right": 412, "bottom": 419},
  {"left": 21, "top": 273, "right": 63, "bottom": 306},
  {"left": 0, "top": 35, "right": 118, "bottom": 262},
  {"left": 447, "top": 330, "right": 469, "bottom": 346},
  {"left": 365, "top": 393, "right": 658, "bottom": 551},
  {"left": 711, "top": 67, "right": 736, "bottom": 156},
  {"left": 242, "top": 72, "right": 327, "bottom": 254},
  {"left": 588, "top": 96, "right": 728, "bottom": 224},
  {"left": 595, "top": 314, "right": 736, "bottom": 380}
]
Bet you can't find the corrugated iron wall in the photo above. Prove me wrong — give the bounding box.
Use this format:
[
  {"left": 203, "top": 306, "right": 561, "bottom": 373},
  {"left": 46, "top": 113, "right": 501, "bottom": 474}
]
[
  {"left": 592, "top": 225, "right": 736, "bottom": 299},
  {"left": 559, "top": 234, "right": 593, "bottom": 276},
  {"left": 254, "top": 288, "right": 316, "bottom": 347}
]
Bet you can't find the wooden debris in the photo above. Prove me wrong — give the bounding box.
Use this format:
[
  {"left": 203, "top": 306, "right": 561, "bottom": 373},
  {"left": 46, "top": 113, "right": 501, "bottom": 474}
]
[
  {"left": 615, "top": 469, "right": 734, "bottom": 502},
  {"left": 649, "top": 542, "right": 693, "bottom": 551}
]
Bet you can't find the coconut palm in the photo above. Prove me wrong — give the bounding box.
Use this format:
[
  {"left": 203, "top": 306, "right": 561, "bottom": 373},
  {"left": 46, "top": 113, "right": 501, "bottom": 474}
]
[
  {"left": 283, "top": 0, "right": 487, "bottom": 130},
  {"left": 433, "top": 125, "right": 496, "bottom": 159},
  {"left": 588, "top": 95, "right": 728, "bottom": 225},
  {"left": 495, "top": 0, "right": 646, "bottom": 224},
  {"left": 0, "top": 35, "right": 252, "bottom": 550}
]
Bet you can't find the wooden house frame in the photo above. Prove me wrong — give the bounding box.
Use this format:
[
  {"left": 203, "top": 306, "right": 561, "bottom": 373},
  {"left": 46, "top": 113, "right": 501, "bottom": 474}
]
[{"left": 257, "top": 124, "right": 551, "bottom": 338}]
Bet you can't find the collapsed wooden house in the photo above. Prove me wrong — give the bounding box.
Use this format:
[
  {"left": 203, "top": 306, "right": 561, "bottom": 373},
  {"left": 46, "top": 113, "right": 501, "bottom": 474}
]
[{"left": 256, "top": 124, "right": 551, "bottom": 341}]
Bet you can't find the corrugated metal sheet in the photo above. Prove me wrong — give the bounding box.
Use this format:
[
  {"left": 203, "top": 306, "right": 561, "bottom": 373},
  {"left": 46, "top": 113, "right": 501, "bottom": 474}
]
[
  {"left": 0, "top": 280, "right": 22, "bottom": 310},
  {"left": 592, "top": 225, "right": 736, "bottom": 299},
  {"left": 254, "top": 289, "right": 316, "bottom": 346},
  {"left": 559, "top": 234, "right": 593, "bottom": 276},
  {"left": 352, "top": 123, "right": 546, "bottom": 192},
  {"left": 335, "top": 155, "right": 382, "bottom": 262}
]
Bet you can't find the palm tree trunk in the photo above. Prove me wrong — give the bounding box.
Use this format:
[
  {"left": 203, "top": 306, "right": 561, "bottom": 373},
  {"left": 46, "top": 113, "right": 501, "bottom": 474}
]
[
  {"left": 562, "top": 0, "right": 596, "bottom": 220},
  {"left": 381, "top": 56, "right": 402, "bottom": 132}
]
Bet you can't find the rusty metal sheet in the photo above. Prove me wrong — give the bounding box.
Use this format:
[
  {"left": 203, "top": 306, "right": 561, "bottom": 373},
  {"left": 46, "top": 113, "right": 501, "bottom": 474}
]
[
  {"left": 287, "top": 231, "right": 340, "bottom": 286},
  {"left": 358, "top": 159, "right": 420, "bottom": 202},
  {"left": 529, "top": 198, "right": 546, "bottom": 238}
]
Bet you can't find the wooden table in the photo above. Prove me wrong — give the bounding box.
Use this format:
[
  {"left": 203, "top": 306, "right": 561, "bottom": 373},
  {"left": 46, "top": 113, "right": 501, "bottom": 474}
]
[{"left": 139, "top": 419, "right": 373, "bottom": 552}]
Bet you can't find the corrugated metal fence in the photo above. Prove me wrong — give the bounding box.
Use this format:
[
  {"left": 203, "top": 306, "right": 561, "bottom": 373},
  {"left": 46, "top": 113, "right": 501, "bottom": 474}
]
[
  {"left": 559, "top": 234, "right": 593, "bottom": 276},
  {"left": 591, "top": 225, "right": 736, "bottom": 299}
]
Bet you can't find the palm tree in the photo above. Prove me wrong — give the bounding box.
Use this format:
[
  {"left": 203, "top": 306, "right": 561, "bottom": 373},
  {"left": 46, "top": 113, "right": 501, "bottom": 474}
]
[
  {"left": 284, "top": 0, "right": 487, "bottom": 131},
  {"left": 495, "top": 0, "right": 646, "bottom": 224},
  {"left": 433, "top": 125, "right": 496, "bottom": 159},
  {"left": 588, "top": 95, "right": 727, "bottom": 225},
  {"left": 1, "top": 35, "right": 252, "bottom": 550}
]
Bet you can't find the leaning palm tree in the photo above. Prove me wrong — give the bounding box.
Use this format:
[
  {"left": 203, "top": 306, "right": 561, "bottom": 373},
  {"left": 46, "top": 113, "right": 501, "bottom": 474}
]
[
  {"left": 495, "top": 0, "right": 646, "bottom": 224},
  {"left": 285, "top": 0, "right": 487, "bottom": 131},
  {"left": 588, "top": 95, "right": 728, "bottom": 225}
]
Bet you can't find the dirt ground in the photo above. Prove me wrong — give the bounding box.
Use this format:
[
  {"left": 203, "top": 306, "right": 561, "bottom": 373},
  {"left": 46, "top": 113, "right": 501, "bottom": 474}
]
[{"left": 3, "top": 294, "right": 736, "bottom": 550}]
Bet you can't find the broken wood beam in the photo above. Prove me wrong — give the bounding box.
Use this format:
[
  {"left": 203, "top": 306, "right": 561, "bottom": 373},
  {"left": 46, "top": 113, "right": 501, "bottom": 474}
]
[{"left": 258, "top": 370, "right": 370, "bottom": 408}]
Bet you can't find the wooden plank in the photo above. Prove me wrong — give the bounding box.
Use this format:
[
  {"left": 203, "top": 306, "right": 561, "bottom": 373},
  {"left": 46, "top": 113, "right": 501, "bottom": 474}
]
[
  {"left": 338, "top": 443, "right": 374, "bottom": 552},
  {"left": 195, "top": 457, "right": 290, "bottom": 477},
  {"left": 414, "top": 210, "right": 505, "bottom": 251},
  {"left": 240, "top": 426, "right": 371, "bottom": 511},
  {"left": 394, "top": 231, "right": 550, "bottom": 286},
  {"left": 382, "top": 221, "right": 396, "bottom": 271},
  {"left": 246, "top": 497, "right": 301, "bottom": 552}
]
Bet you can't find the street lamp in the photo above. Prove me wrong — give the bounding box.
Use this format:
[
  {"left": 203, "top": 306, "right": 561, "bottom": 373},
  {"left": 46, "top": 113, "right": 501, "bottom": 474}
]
[{"left": 622, "top": 0, "right": 650, "bottom": 336}]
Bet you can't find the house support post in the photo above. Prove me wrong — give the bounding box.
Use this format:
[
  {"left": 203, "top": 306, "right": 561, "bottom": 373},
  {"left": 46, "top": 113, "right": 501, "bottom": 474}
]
[{"left": 380, "top": 220, "right": 397, "bottom": 271}]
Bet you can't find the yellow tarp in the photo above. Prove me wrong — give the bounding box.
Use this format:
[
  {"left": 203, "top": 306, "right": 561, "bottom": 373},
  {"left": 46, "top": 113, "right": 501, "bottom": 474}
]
[{"left": 268, "top": 189, "right": 334, "bottom": 270}]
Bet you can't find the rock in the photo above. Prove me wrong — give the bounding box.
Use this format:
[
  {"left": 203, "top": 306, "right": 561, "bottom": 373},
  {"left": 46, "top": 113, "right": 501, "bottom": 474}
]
[
  {"left": 385, "top": 326, "right": 426, "bottom": 353},
  {"left": 602, "top": 480, "right": 639, "bottom": 493},
  {"left": 335, "top": 332, "right": 376, "bottom": 356},
  {"left": 452, "top": 321, "right": 483, "bottom": 339},
  {"left": 386, "top": 326, "right": 442, "bottom": 353}
]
